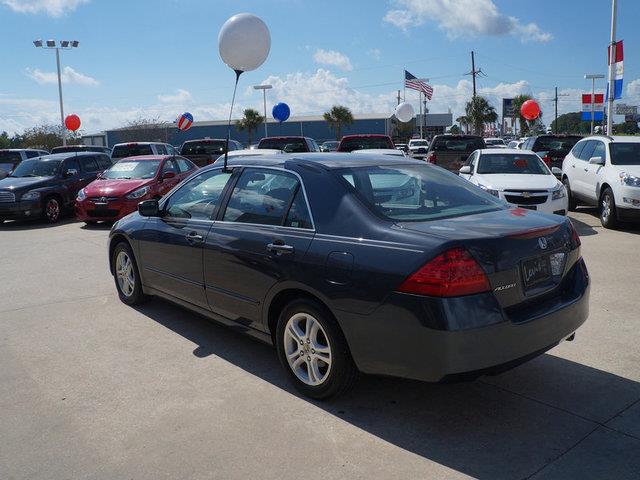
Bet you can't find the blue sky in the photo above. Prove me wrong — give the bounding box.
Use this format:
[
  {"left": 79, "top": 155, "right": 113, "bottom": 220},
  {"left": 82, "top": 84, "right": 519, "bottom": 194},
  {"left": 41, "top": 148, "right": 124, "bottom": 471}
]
[{"left": 1, "top": 0, "right": 639, "bottom": 134}]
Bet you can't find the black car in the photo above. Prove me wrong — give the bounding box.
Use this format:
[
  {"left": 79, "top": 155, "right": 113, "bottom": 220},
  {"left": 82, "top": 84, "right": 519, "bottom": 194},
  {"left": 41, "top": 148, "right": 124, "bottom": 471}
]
[
  {"left": 521, "top": 135, "right": 582, "bottom": 170},
  {"left": 426, "top": 135, "right": 486, "bottom": 172},
  {"left": 108, "top": 154, "right": 589, "bottom": 399},
  {"left": 51, "top": 145, "right": 113, "bottom": 156},
  {"left": 0, "top": 152, "right": 112, "bottom": 223}
]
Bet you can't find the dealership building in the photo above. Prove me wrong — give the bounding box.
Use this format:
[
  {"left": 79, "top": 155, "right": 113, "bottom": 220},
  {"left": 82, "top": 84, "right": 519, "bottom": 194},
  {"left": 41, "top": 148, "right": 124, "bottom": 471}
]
[{"left": 93, "top": 112, "right": 453, "bottom": 148}]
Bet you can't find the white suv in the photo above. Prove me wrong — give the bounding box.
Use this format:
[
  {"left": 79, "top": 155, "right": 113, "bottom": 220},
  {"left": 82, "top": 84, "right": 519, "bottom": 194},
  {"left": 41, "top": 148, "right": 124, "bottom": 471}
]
[{"left": 562, "top": 135, "right": 640, "bottom": 228}]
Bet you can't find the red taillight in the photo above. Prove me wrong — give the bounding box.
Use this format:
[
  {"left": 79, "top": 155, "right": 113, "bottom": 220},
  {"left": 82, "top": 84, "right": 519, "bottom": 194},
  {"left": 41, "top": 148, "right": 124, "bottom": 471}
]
[
  {"left": 568, "top": 220, "right": 581, "bottom": 249},
  {"left": 426, "top": 152, "right": 437, "bottom": 164},
  {"left": 397, "top": 247, "right": 490, "bottom": 297},
  {"left": 542, "top": 155, "right": 551, "bottom": 167}
]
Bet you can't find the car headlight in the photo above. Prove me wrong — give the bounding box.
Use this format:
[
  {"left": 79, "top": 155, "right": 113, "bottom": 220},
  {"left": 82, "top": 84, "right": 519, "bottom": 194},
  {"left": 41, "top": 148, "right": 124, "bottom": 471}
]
[
  {"left": 620, "top": 172, "right": 640, "bottom": 187},
  {"left": 126, "top": 185, "right": 150, "bottom": 199},
  {"left": 21, "top": 190, "right": 40, "bottom": 201},
  {"left": 551, "top": 183, "right": 566, "bottom": 200},
  {"left": 77, "top": 188, "right": 86, "bottom": 201},
  {"left": 478, "top": 184, "right": 499, "bottom": 197}
]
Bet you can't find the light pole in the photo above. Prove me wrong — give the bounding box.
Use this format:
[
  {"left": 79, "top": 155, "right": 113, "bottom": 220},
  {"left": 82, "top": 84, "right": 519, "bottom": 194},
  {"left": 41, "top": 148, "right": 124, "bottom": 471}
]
[
  {"left": 606, "top": 0, "right": 617, "bottom": 135},
  {"left": 253, "top": 84, "right": 272, "bottom": 138},
  {"left": 33, "top": 39, "right": 79, "bottom": 146},
  {"left": 585, "top": 74, "right": 605, "bottom": 134}
]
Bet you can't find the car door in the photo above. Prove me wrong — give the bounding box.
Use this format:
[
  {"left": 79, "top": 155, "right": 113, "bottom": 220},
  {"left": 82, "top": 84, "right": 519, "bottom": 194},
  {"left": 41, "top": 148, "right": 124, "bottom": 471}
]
[
  {"left": 572, "top": 140, "right": 596, "bottom": 198},
  {"left": 137, "top": 168, "right": 234, "bottom": 309},
  {"left": 59, "top": 156, "right": 84, "bottom": 204},
  {"left": 582, "top": 140, "right": 606, "bottom": 200},
  {"left": 203, "top": 167, "right": 315, "bottom": 331}
]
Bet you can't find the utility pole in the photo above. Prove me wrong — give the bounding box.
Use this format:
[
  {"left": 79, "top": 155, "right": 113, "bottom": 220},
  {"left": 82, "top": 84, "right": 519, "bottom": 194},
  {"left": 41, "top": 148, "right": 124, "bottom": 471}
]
[
  {"left": 552, "top": 87, "right": 570, "bottom": 133},
  {"left": 423, "top": 97, "right": 428, "bottom": 139},
  {"left": 606, "top": 0, "right": 617, "bottom": 135},
  {"left": 466, "top": 51, "right": 483, "bottom": 98},
  {"left": 397, "top": 90, "right": 401, "bottom": 105}
]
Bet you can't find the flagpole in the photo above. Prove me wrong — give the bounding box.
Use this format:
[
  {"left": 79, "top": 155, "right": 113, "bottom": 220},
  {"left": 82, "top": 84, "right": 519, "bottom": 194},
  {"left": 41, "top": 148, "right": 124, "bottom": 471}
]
[
  {"left": 606, "top": 0, "right": 617, "bottom": 134},
  {"left": 403, "top": 70, "right": 406, "bottom": 102},
  {"left": 419, "top": 91, "right": 423, "bottom": 139}
]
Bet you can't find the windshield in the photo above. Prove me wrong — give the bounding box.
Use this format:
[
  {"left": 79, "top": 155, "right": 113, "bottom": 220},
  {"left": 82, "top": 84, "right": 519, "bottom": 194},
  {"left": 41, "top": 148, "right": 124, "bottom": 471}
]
[
  {"left": 259, "top": 138, "right": 307, "bottom": 152},
  {"left": 410, "top": 141, "right": 429, "bottom": 147},
  {"left": 609, "top": 143, "right": 640, "bottom": 165},
  {"left": 111, "top": 144, "right": 153, "bottom": 159},
  {"left": 10, "top": 159, "right": 61, "bottom": 177},
  {"left": 532, "top": 136, "right": 581, "bottom": 154},
  {"left": 337, "top": 164, "right": 503, "bottom": 222},
  {"left": 103, "top": 160, "right": 161, "bottom": 179},
  {"left": 477, "top": 154, "right": 549, "bottom": 175},
  {"left": 181, "top": 141, "right": 227, "bottom": 155},
  {"left": 339, "top": 137, "right": 393, "bottom": 152},
  {"left": 431, "top": 137, "right": 485, "bottom": 152}
]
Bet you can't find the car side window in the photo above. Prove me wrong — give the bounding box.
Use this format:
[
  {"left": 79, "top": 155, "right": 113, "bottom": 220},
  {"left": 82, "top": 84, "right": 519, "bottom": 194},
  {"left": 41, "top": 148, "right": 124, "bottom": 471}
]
[
  {"left": 164, "top": 169, "right": 232, "bottom": 220},
  {"left": 578, "top": 141, "right": 596, "bottom": 161},
  {"left": 80, "top": 156, "right": 99, "bottom": 172},
  {"left": 155, "top": 144, "right": 168, "bottom": 155},
  {"left": 284, "top": 187, "right": 313, "bottom": 229},
  {"left": 176, "top": 158, "right": 193, "bottom": 173},
  {"left": 64, "top": 157, "right": 80, "bottom": 173},
  {"left": 97, "top": 155, "right": 111, "bottom": 169},
  {"left": 161, "top": 159, "right": 178, "bottom": 174},
  {"left": 25, "top": 150, "right": 39, "bottom": 158},
  {"left": 571, "top": 141, "right": 587, "bottom": 159},
  {"left": 465, "top": 151, "right": 478, "bottom": 168},
  {"left": 591, "top": 141, "right": 605, "bottom": 160},
  {"left": 223, "top": 168, "right": 299, "bottom": 226}
]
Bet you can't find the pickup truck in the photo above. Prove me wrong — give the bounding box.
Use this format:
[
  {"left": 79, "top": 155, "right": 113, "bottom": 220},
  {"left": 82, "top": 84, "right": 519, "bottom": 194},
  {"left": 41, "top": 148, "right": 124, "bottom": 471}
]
[
  {"left": 425, "top": 135, "right": 486, "bottom": 172},
  {"left": 180, "top": 139, "right": 243, "bottom": 167}
]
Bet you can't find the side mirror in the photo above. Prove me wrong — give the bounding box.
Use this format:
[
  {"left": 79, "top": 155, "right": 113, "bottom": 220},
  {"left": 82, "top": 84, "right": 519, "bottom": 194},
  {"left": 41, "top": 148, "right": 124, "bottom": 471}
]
[
  {"left": 551, "top": 167, "right": 563, "bottom": 176},
  {"left": 65, "top": 168, "right": 78, "bottom": 177},
  {"left": 162, "top": 171, "right": 176, "bottom": 180},
  {"left": 459, "top": 165, "right": 472, "bottom": 175},
  {"left": 589, "top": 156, "right": 605, "bottom": 166},
  {"left": 138, "top": 199, "right": 160, "bottom": 217}
]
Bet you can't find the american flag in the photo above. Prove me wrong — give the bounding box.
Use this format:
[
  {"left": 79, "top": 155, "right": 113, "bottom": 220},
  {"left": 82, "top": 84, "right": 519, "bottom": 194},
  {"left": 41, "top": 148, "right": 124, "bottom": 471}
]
[{"left": 405, "top": 70, "right": 433, "bottom": 100}]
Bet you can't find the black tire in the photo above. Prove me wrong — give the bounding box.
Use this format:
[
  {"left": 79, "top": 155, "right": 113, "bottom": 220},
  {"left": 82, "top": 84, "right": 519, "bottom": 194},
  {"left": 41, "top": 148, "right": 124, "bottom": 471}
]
[
  {"left": 112, "top": 241, "right": 149, "bottom": 305},
  {"left": 43, "top": 195, "right": 62, "bottom": 223},
  {"left": 599, "top": 187, "right": 618, "bottom": 229},
  {"left": 276, "top": 298, "right": 358, "bottom": 399},
  {"left": 84, "top": 220, "right": 98, "bottom": 226},
  {"left": 563, "top": 177, "right": 577, "bottom": 211}
]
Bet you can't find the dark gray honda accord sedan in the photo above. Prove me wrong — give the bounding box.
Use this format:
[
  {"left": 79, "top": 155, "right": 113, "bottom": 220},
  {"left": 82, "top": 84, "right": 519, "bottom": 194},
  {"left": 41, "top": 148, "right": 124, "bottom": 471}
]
[{"left": 108, "top": 154, "right": 589, "bottom": 399}]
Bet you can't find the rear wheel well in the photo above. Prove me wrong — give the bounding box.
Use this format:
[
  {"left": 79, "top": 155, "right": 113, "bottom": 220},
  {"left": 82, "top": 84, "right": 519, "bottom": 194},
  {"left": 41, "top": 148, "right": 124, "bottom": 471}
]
[
  {"left": 267, "top": 289, "right": 335, "bottom": 343},
  {"left": 108, "top": 234, "right": 131, "bottom": 274}
]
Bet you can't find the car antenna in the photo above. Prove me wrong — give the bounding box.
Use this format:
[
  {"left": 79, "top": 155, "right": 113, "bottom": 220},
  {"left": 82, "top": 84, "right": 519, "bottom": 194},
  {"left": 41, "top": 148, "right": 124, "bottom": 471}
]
[{"left": 223, "top": 69, "right": 242, "bottom": 173}]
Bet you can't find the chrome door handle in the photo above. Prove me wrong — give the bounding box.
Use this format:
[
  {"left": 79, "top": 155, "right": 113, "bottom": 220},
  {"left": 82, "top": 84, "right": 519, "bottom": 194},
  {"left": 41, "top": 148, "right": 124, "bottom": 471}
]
[
  {"left": 186, "top": 232, "right": 204, "bottom": 243},
  {"left": 267, "top": 243, "right": 294, "bottom": 255}
]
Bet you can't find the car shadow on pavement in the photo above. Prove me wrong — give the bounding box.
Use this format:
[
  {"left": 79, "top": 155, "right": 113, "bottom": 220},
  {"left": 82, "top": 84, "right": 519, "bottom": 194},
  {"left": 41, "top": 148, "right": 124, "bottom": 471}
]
[
  {"left": 0, "top": 217, "right": 77, "bottom": 231},
  {"left": 573, "top": 207, "right": 640, "bottom": 235},
  {"left": 80, "top": 221, "right": 113, "bottom": 231},
  {"left": 135, "top": 299, "right": 640, "bottom": 480}
]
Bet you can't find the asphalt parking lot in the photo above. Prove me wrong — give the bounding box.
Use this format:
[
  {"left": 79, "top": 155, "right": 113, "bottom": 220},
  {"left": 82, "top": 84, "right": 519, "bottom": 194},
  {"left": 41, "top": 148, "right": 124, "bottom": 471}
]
[{"left": 1, "top": 209, "right": 639, "bottom": 480}]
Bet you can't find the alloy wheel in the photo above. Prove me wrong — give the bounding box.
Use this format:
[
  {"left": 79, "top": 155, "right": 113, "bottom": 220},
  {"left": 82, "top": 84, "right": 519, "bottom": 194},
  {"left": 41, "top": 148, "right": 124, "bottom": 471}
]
[
  {"left": 601, "top": 194, "right": 611, "bottom": 222},
  {"left": 115, "top": 251, "right": 135, "bottom": 297},
  {"left": 283, "top": 312, "right": 332, "bottom": 386},
  {"left": 46, "top": 198, "right": 60, "bottom": 222}
]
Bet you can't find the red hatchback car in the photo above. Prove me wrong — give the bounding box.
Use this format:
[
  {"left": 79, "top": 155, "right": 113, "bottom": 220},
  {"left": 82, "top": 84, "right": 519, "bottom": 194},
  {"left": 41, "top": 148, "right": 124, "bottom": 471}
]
[{"left": 75, "top": 155, "right": 197, "bottom": 224}]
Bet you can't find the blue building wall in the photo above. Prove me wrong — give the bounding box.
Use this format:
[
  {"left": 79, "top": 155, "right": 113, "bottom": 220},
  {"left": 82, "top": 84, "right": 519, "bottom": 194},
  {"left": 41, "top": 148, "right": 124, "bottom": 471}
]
[{"left": 105, "top": 118, "right": 389, "bottom": 148}]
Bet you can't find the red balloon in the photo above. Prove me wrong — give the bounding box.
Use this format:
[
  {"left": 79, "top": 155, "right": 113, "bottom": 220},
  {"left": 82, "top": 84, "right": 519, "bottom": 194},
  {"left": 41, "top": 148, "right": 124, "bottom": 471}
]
[
  {"left": 65, "top": 114, "right": 81, "bottom": 131},
  {"left": 520, "top": 100, "right": 540, "bottom": 121}
]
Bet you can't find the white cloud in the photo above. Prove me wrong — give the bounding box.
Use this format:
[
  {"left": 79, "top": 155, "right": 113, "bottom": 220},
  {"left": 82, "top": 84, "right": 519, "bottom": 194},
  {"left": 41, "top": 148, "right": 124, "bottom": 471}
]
[
  {"left": 157, "top": 89, "right": 193, "bottom": 104},
  {"left": 27, "top": 66, "right": 99, "bottom": 86},
  {"left": 1, "top": 0, "right": 89, "bottom": 16},
  {"left": 627, "top": 79, "right": 640, "bottom": 101},
  {"left": 367, "top": 48, "right": 382, "bottom": 61},
  {"left": 384, "top": 0, "right": 552, "bottom": 43},
  {"left": 313, "top": 49, "right": 353, "bottom": 72}
]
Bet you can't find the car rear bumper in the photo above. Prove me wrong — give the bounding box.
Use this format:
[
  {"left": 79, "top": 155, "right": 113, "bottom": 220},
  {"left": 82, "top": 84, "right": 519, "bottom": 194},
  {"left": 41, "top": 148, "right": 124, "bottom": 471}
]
[
  {"left": 75, "top": 198, "right": 139, "bottom": 221},
  {"left": 0, "top": 200, "right": 42, "bottom": 219},
  {"left": 338, "top": 258, "right": 589, "bottom": 382}
]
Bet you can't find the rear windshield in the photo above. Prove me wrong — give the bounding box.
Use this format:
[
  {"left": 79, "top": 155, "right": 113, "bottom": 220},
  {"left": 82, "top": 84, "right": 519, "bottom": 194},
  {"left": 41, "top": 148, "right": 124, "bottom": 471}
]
[
  {"left": 181, "top": 141, "right": 227, "bottom": 155},
  {"left": 532, "top": 136, "right": 581, "bottom": 154},
  {"left": 609, "top": 143, "right": 640, "bottom": 165},
  {"left": 337, "top": 164, "right": 503, "bottom": 222},
  {"left": 485, "top": 139, "right": 505, "bottom": 146},
  {"left": 51, "top": 146, "right": 110, "bottom": 154},
  {"left": 111, "top": 144, "right": 153, "bottom": 159},
  {"left": 410, "top": 140, "right": 429, "bottom": 147},
  {"left": 103, "top": 160, "right": 161, "bottom": 179},
  {"left": 431, "top": 137, "right": 485, "bottom": 152},
  {"left": 258, "top": 138, "right": 307, "bottom": 152},
  {"left": 477, "top": 154, "right": 549, "bottom": 175},
  {"left": 0, "top": 152, "right": 21, "bottom": 172},
  {"left": 339, "top": 137, "right": 393, "bottom": 152}
]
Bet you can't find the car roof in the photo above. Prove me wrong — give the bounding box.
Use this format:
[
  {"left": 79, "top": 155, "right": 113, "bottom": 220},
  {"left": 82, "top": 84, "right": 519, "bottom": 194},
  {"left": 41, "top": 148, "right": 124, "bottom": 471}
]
[
  {"left": 0, "top": 148, "right": 46, "bottom": 152},
  {"left": 183, "top": 138, "right": 226, "bottom": 143},
  {"left": 478, "top": 148, "right": 535, "bottom": 155},
  {"left": 220, "top": 152, "right": 424, "bottom": 170},
  {"left": 113, "top": 155, "right": 175, "bottom": 161},
  {"left": 260, "top": 136, "right": 306, "bottom": 140},
  {"left": 584, "top": 135, "right": 640, "bottom": 143},
  {"left": 341, "top": 134, "right": 389, "bottom": 138},
  {"left": 112, "top": 142, "right": 166, "bottom": 146},
  {"left": 36, "top": 152, "right": 102, "bottom": 160}
]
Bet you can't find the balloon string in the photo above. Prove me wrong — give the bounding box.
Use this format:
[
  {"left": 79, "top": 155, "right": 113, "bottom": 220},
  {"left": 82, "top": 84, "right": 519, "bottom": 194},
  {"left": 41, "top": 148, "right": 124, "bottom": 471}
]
[{"left": 223, "top": 70, "right": 242, "bottom": 172}]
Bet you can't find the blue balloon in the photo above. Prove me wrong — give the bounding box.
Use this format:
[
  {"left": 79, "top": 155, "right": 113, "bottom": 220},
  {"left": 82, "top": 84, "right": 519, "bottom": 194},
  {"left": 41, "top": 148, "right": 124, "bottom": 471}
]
[{"left": 272, "top": 102, "right": 290, "bottom": 123}]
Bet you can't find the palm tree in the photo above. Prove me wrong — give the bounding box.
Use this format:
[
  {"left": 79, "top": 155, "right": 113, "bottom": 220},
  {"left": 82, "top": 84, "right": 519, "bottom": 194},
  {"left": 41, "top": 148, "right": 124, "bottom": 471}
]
[
  {"left": 236, "top": 108, "right": 263, "bottom": 146},
  {"left": 464, "top": 96, "right": 498, "bottom": 135},
  {"left": 323, "top": 105, "right": 354, "bottom": 140},
  {"left": 455, "top": 115, "right": 470, "bottom": 134}
]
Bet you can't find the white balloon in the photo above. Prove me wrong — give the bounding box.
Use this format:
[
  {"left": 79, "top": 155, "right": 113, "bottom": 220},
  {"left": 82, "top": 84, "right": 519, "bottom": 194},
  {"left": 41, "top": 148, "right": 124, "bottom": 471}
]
[
  {"left": 395, "top": 102, "right": 415, "bottom": 123},
  {"left": 218, "top": 13, "right": 271, "bottom": 72}
]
